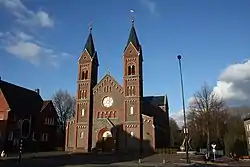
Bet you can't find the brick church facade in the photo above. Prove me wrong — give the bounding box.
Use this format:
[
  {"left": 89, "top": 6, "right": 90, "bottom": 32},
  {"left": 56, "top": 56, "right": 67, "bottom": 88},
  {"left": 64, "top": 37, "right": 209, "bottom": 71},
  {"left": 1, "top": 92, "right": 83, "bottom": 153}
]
[{"left": 65, "top": 20, "right": 170, "bottom": 153}]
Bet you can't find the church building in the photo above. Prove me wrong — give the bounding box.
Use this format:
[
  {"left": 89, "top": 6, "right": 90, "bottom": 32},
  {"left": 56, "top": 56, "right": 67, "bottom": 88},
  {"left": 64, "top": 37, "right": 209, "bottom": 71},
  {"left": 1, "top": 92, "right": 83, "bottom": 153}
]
[{"left": 65, "top": 20, "right": 170, "bottom": 153}]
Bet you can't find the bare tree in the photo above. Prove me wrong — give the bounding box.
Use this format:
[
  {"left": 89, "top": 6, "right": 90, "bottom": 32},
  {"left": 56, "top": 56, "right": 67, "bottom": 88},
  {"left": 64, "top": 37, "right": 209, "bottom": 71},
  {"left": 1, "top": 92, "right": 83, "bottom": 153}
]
[
  {"left": 52, "top": 89, "right": 75, "bottom": 133},
  {"left": 188, "top": 83, "right": 228, "bottom": 154},
  {"left": 169, "top": 118, "right": 183, "bottom": 147}
]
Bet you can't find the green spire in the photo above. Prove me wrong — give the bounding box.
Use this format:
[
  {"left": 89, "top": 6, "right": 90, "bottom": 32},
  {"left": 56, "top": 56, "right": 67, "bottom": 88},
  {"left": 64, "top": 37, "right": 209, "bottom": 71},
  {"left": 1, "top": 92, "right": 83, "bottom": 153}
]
[
  {"left": 84, "top": 25, "right": 95, "bottom": 57},
  {"left": 126, "top": 20, "right": 140, "bottom": 51}
]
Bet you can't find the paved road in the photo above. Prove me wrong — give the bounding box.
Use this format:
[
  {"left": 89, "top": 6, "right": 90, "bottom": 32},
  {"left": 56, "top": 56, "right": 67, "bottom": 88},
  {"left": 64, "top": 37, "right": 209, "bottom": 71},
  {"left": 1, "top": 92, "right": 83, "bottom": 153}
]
[{"left": 1, "top": 152, "right": 250, "bottom": 167}]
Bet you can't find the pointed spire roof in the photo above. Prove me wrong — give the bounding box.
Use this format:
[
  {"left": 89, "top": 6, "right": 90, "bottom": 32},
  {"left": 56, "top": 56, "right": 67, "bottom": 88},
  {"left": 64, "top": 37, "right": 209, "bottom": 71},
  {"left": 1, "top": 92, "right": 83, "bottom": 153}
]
[
  {"left": 84, "top": 24, "right": 95, "bottom": 57},
  {"left": 126, "top": 19, "right": 140, "bottom": 51}
]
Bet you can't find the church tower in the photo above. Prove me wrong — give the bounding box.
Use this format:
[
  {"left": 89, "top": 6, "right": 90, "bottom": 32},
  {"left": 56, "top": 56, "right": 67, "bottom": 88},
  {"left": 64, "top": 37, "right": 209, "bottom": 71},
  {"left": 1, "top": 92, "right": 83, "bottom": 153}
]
[
  {"left": 123, "top": 18, "right": 143, "bottom": 151},
  {"left": 74, "top": 26, "right": 99, "bottom": 152}
]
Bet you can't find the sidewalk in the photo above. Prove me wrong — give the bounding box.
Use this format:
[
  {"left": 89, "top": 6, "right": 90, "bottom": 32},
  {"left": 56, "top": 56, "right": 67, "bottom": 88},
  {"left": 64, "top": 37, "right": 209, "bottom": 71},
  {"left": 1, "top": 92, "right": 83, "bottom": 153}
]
[{"left": 0, "top": 151, "right": 69, "bottom": 160}]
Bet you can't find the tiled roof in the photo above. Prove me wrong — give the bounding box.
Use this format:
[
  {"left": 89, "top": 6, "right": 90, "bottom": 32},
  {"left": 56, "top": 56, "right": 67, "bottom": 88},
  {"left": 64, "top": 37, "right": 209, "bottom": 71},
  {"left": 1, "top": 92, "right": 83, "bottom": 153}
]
[
  {"left": 40, "top": 100, "right": 51, "bottom": 112},
  {"left": 0, "top": 80, "right": 43, "bottom": 114}
]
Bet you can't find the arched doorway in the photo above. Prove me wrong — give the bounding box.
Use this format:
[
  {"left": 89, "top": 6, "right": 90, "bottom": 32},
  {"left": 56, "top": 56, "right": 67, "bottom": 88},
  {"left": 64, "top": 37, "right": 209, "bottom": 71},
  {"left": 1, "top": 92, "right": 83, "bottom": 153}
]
[{"left": 97, "top": 128, "right": 115, "bottom": 152}]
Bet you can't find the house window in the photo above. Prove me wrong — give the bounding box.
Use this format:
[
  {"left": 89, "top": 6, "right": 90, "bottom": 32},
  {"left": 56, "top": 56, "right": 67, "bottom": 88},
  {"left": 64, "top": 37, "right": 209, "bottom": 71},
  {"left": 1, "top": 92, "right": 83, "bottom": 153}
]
[
  {"left": 80, "top": 132, "right": 84, "bottom": 138},
  {"left": 45, "top": 118, "right": 54, "bottom": 125},
  {"left": 130, "top": 106, "right": 134, "bottom": 115},
  {"left": 81, "top": 109, "right": 85, "bottom": 116},
  {"left": 32, "top": 132, "right": 36, "bottom": 141},
  {"left": 8, "top": 132, "right": 13, "bottom": 141},
  {"left": 41, "top": 133, "right": 49, "bottom": 141},
  {"left": 130, "top": 131, "right": 134, "bottom": 137}
]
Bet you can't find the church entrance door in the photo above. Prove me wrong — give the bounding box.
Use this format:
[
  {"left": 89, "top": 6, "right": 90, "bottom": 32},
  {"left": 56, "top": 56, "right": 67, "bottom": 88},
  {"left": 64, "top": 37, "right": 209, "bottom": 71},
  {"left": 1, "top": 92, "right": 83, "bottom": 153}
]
[{"left": 98, "top": 129, "right": 115, "bottom": 152}]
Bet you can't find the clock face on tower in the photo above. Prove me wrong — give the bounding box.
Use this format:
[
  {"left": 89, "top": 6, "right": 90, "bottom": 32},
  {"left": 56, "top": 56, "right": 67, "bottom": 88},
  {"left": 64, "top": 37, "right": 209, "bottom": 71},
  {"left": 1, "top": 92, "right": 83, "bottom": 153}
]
[{"left": 102, "top": 96, "right": 113, "bottom": 108}]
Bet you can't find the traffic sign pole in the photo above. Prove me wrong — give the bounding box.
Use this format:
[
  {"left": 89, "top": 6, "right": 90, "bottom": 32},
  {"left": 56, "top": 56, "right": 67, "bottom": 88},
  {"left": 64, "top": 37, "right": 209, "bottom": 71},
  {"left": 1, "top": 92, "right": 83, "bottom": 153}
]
[{"left": 211, "top": 144, "right": 216, "bottom": 161}]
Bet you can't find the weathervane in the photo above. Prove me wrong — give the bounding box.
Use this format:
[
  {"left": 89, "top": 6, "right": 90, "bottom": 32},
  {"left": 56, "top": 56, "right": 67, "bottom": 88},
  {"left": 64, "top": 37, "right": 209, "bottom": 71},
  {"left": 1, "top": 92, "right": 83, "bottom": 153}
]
[{"left": 130, "top": 9, "right": 135, "bottom": 26}]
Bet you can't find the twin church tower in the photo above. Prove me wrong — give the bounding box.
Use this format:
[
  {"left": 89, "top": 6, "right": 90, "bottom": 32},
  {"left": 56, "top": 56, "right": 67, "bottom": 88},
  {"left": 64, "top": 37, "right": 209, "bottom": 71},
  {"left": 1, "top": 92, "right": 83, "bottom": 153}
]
[{"left": 65, "top": 19, "right": 170, "bottom": 153}]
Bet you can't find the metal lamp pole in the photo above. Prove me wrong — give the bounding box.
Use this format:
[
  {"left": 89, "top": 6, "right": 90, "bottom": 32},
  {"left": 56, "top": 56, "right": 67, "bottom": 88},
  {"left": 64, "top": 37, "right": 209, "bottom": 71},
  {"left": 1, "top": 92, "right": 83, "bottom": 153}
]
[{"left": 177, "top": 55, "right": 190, "bottom": 163}]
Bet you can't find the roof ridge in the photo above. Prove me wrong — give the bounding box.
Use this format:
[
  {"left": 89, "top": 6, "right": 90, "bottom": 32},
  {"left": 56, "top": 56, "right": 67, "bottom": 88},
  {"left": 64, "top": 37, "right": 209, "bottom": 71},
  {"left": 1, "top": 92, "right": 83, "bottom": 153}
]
[{"left": 0, "top": 80, "right": 38, "bottom": 94}]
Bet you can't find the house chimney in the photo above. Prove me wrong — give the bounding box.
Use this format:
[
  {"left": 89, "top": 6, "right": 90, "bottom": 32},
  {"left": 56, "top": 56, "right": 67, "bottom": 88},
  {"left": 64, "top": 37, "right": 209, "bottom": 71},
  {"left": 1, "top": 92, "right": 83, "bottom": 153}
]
[{"left": 35, "top": 88, "right": 40, "bottom": 95}]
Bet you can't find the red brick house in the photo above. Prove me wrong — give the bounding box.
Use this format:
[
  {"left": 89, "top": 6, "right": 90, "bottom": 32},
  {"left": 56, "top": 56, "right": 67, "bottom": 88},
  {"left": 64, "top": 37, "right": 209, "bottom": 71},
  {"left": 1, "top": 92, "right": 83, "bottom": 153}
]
[
  {"left": 65, "top": 21, "right": 170, "bottom": 153},
  {"left": 0, "top": 79, "right": 58, "bottom": 153}
]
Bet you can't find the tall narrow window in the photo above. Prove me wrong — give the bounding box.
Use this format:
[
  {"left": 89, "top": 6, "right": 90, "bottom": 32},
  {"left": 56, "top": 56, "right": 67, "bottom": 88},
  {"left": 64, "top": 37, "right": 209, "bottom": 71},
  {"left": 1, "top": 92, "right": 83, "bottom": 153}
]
[
  {"left": 80, "top": 90, "right": 84, "bottom": 99},
  {"left": 8, "top": 132, "right": 13, "bottom": 140},
  {"left": 83, "top": 90, "right": 87, "bottom": 99},
  {"left": 81, "top": 71, "right": 85, "bottom": 80},
  {"left": 131, "top": 86, "right": 135, "bottom": 96},
  {"left": 130, "top": 106, "right": 134, "bottom": 115},
  {"left": 84, "top": 70, "right": 88, "bottom": 79},
  {"left": 128, "top": 66, "right": 132, "bottom": 75},
  {"left": 81, "top": 108, "right": 85, "bottom": 116},
  {"left": 131, "top": 65, "right": 135, "bottom": 75},
  {"left": 80, "top": 132, "right": 84, "bottom": 138},
  {"left": 130, "top": 86, "right": 133, "bottom": 96}
]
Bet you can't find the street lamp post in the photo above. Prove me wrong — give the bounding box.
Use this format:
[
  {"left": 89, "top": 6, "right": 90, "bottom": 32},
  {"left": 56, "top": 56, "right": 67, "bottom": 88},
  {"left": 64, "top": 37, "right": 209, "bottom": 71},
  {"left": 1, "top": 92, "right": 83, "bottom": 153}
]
[{"left": 177, "top": 55, "right": 190, "bottom": 163}]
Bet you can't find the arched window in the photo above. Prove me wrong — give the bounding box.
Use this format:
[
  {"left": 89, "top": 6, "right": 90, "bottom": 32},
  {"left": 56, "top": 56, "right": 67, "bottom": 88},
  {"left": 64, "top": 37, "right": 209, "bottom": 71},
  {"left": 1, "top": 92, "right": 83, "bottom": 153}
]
[
  {"left": 83, "top": 90, "right": 87, "bottom": 99},
  {"left": 131, "top": 65, "right": 135, "bottom": 75},
  {"left": 80, "top": 132, "right": 84, "bottom": 138},
  {"left": 128, "top": 66, "right": 132, "bottom": 75},
  {"left": 80, "top": 90, "right": 84, "bottom": 99},
  {"left": 130, "top": 106, "right": 134, "bottom": 115},
  {"left": 131, "top": 86, "right": 135, "bottom": 96},
  {"left": 84, "top": 70, "right": 88, "bottom": 79},
  {"left": 81, "top": 70, "right": 88, "bottom": 80},
  {"left": 81, "top": 71, "right": 84, "bottom": 80}
]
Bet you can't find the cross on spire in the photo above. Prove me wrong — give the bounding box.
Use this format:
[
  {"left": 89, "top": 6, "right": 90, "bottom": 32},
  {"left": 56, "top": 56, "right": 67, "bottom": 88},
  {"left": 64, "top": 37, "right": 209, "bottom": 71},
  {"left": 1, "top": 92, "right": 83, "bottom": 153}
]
[
  {"left": 130, "top": 10, "right": 135, "bottom": 26},
  {"left": 89, "top": 21, "right": 93, "bottom": 33}
]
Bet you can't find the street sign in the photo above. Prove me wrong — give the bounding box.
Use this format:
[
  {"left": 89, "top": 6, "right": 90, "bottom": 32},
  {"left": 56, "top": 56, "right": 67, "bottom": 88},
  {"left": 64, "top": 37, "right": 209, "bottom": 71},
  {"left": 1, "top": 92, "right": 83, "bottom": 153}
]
[
  {"left": 212, "top": 148, "right": 216, "bottom": 153},
  {"left": 211, "top": 143, "right": 216, "bottom": 149}
]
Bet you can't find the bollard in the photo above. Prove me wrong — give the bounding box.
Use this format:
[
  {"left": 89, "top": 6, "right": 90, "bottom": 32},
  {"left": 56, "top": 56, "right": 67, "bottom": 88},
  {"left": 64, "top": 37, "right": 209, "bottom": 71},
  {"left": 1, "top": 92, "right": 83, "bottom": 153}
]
[
  {"left": 163, "top": 159, "right": 166, "bottom": 164},
  {"left": 138, "top": 158, "right": 141, "bottom": 163}
]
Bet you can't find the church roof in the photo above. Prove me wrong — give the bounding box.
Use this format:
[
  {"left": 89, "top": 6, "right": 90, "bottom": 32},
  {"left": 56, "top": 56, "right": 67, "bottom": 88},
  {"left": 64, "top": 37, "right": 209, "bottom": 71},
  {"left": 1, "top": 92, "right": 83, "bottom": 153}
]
[
  {"left": 143, "top": 95, "right": 167, "bottom": 107},
  {"left": 84, "top": 31, "right": 95, "bottom": 57},
  {"left": 125, "top": 24, "right": 140, "bottom": 51}
]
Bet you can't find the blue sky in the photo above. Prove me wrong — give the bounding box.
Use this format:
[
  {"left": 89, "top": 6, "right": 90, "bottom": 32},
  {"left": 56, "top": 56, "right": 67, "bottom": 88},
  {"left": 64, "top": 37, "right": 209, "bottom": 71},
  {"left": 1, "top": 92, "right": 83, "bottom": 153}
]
[{"left": 0, "top": 0, "right": 250, "bottom": 118}]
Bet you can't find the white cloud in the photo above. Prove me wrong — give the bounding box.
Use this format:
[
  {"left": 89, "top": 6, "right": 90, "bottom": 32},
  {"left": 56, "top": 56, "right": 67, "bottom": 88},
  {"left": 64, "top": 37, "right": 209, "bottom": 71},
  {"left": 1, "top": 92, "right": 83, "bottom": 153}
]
[
  {"left": 170, "top": 109, "right": 185, "bottom": 128},
  {"left": 0, "top": 0, "right": 54, "bottom": 28},
  {"left": 213, "top": 60, "right": 250, "bottom": 106},
  {"left": 0, "top": 30, "right": 71, "bottom": 67},
  {"left": 139, "top": 0, "right": 159, "bottom": 17}
]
